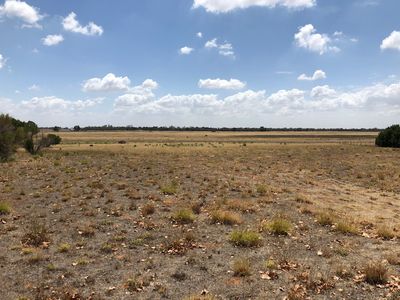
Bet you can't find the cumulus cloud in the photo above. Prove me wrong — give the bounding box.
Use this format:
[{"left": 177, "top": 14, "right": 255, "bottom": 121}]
[
  {"left": 21, "top": 96, "right": 103, "bottom": 112},
  {"left": 298, "top": 69, "right": 327, "bottom": 81},
  {"left": 205, "top": 38, "right": 235, "bottom": 58},
  {"left": 192, "top": 0, "right": 316, "bottom": 13},
  {"left": 179, "top": 46, "right": 194, "bottom": 55},
  {"left": 295, "top": 24, "right": 340, "bottom": 55},
  {"left": 381, "top": 31, "right": 400, "bottom": 51},
  {"left": 198, "top": 78, "right": 246, "bottom": 90},
  {"left": 0, "top": 54, "right": 5, "bottom": 69},
  {"left": 83, "top": 73, "right": 131, "bottom": 92},
  {"left": 0, "top": 0, "right": 43, "bottom": 27},
  {"left": 42, "top": 34, "right": 64, "bottom": 46},
  {"left": 113, "top": 80, "right": 400, "bottom": 117},
  {"left": 62, "top": 12, "right": 103, "bottom": 36}
]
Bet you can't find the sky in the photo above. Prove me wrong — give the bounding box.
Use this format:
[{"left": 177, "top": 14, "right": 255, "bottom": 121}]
[{"left": 0, "top": 0, "right": 400, "bottom": 128}]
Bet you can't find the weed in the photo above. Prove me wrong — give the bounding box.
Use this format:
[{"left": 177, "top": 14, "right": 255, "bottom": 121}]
[{"left": 161, "top": 181, "right": 178, "bottom": 195}]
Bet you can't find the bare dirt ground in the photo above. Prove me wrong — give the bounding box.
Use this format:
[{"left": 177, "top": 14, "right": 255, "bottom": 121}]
[{"left": 1, "top": 131, "right": 399, "bottom": 299}]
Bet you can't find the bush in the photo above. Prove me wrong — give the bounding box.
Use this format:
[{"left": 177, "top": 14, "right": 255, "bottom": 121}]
[
  {"left": 376, "top": 125, "right": 400, "bottom": 148},
  {"left": 47, "top": 134, "right": 62, "bottom": 145}
]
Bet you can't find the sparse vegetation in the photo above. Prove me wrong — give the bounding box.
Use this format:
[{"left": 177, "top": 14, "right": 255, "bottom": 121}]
[{"left": 1, "top": 130, "right": 399, "bottom": 299}]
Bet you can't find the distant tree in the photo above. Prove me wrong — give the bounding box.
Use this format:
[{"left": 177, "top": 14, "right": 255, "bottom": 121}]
[
  {"left": 73, "top": 125, "right": 81, "bottom": 132},
  {"left": 47, "top": 134, "right": 62, "bottom": 145},
  {"left": 376, "top": 125, "right": 400, "bottom": 148},
  {"left": 53, "top": 126, "right": 61, "bottom": 132}
]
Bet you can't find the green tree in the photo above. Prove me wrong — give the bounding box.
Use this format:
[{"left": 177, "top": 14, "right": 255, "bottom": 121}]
[{"left": 376, "top": 125, "right": 400, "bottom": 148}]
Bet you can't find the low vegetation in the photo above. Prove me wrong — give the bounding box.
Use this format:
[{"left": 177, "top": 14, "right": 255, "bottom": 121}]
[{"left": 230, "top": 230, "right": 261, "bottom": 247}]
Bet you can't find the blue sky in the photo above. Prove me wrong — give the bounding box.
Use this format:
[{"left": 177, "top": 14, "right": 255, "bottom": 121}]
[{"left": 0, "top": 0, "right": 400, "bottom": 128}]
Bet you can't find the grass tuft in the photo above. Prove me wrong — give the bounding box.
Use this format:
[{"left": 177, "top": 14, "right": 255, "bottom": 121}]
[
  {"left": 264, "top": 217, "right": 292, "bottom": 236},
  {"left": 0, "top": 202, "right": 11, "bottom": 215},
  {"left": 364, "top": 262, "right": 388, "bottom": 285},
  {"left": 233, "top": 257, "right": 251, "bottom": 277},
  {"left": 211, "top": 210, "right": 242, "bottom": 225},
  {"left": 230, "top": 230, "right": 261, "bottom": 247},
  {"left": 172, "top": 209, "right": 195, "bottom": 224}
]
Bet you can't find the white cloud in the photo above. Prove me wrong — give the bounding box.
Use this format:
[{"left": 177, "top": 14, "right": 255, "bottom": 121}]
[
  {"left": 298, "top": 69, "right": 327, "bottom": 81},
  {"left": 193, "top": 0, "right": 316, "bottom": 13},
  {"left": 113, "top": 80, "right": 400, "bottom": 118},
  {"left": 28, "top": 84, "right": 40, "bottom": 91},
  {"left": 0, "top": 0, "right": 43, "bottom": 27},
  {"left": 198, "top": 78, "right": 246, "bottom": 90},
  {"left": 381, "top": 31, "right": 400, "bottom": 51},
  {"left": 141, "top": 79, "right": 158, "bottom": 90},
  {"left": 42, "top": 34, "right": 64, "bottom": 46},
  {"left": 179, "top": 46, "right": 194, "bottom": 55},
  {"left": 197, "top": 32, "right": 203, "bottom": 38},
  {"left": 21, "top": 96, "right": 103, "bottom": 112},
  {"left": 205, "top": 38, "right": 235, "bottom": 58},
  {"left": 294, "top": 24, "right": 340, "bottom": 55},
  {"left": 0, "top": 54, "right": 5, "bottom": 69},
  {"left": 83, "top": 73, "right": 131, "bottom": 92},
  {"left": 62, "top": 12, "right": 103, "bottom": 36}
]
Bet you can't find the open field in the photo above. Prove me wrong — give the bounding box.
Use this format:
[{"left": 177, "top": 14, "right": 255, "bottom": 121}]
[{"left": 1, "top": 131, "right": 400, "bottom": 299}]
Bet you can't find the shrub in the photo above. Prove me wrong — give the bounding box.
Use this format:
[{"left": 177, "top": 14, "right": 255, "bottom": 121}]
[
  {"left": 172, "top": 209, "right": 195, "bottom": 224},
  {"left": 47, "top": 134, "right": 62, "bottom": 145},
  {"left": 233, "top": 257, "right": 251, "bottom": 277},
  {"left": 364, "top": 262, "right": 388, "bottom": 285},
  {"left": 0, "top": 202, "right": 11, "bottom": 215},
  {"left": 230, "top": 230, "right": 261, "bottom": 247},
  {"left": 376, "top": 125, "right": 400, "bottom": 148},
  {"left": 211, "top": 210, "right": 242, "bottom": 225}
]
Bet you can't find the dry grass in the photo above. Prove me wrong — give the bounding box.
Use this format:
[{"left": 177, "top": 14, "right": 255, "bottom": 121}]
[
  {"left": 211, "top": 210, "right": 242, "bottom": 225},
  {"left": 142, "top": 203, "right": 156, "bottom": 216},
  {"left": 316, "top": 212, "right": 335, "bottom": 226},
  {"left": 376, "top": 225, "right": 396, "bottom": 240},
  {"left": 363, "top": 262, "right": 389, "bottom": 285},
  {"left": 335, "top": 220, "right": 358, "bottom": 235},
  {"left": 232, "top": 257, "right": 251, "bottom": 277}
]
